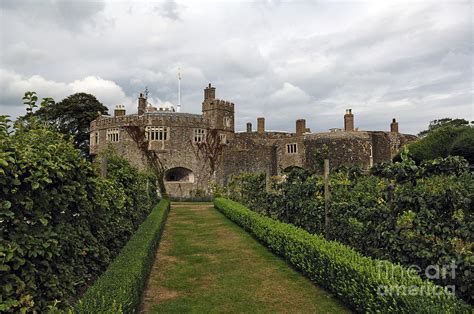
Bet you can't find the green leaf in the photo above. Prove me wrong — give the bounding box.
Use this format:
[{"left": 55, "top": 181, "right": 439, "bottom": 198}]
[{"left": 1, "top": 200, "right": 11, "bottom": 209}]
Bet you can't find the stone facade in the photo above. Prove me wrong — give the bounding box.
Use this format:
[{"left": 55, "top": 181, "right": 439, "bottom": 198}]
[{"left": 90, "top": 84, "right": 417, "bottom": 198}]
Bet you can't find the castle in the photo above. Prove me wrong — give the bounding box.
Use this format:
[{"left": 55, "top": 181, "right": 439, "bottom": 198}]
[{"left": 90, "top": 84, "right": 416, "bottom": 198}]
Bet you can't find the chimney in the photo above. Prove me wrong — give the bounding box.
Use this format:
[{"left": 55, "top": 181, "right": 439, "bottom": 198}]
[
  {"left": 246, "top": 122, "right": 252, "bottom": 133},
  {"left": 344, "top": 109, "right": 354, "bottom": 131},
  {"left": 391, "top": 118, "right": 399, "bottom": 133},
  {"left": 204, "top": 83, "right": 216, "bottom": 101},
  {"left": 138, "top": 93, "right": 147, "bottom": 115},
  {"left": 296, "top": 119, "right": 306, "bottom": 136},
  {"left": 114, "top": 104, "right": 126, "bottom": 117},
  {"left": 257, "top": 117, "right": 265, "bottom": 134}
]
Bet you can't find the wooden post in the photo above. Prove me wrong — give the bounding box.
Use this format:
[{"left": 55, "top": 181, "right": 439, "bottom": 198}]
[
  {"left": 100, "top": 155, "right": 108, "bottom": 179},
  {"left": 324, "top": 159, "right": 331, "bottom": 238},
  {"left": 265, "top": 168, "right": 272, "bottom": 193}
]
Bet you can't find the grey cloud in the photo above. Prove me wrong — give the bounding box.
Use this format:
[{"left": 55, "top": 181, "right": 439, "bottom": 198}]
[
  {"left": 0, "top": 0, "right": 106, "bottom": 31},
  {"left": 0, "top": 1, "right": 472, "bottom": 134},
  {"left": 155, "top": 0, "right": 181, "bottom": 20}
]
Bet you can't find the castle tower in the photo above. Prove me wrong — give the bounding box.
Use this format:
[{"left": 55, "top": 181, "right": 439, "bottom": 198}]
[{"left": 202, "top": 83, "right": 235, "bottom": 134}]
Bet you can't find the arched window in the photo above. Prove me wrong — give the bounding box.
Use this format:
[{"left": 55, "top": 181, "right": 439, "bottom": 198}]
[{"left": 165, "top": 167, "right": 195, "bottom": 183}]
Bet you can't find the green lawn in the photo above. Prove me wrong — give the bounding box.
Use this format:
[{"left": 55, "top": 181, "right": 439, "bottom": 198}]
[{"left": 141, "top": 203, "right": 350, "bottom": 313}]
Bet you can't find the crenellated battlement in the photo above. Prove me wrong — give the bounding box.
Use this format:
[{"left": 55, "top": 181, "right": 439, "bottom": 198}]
[
  {"left": 202, "top": 98, "right": 235, "bottom": 112},
  {"left": 91, "top": 113, "right": 210, "bottom": 131}
]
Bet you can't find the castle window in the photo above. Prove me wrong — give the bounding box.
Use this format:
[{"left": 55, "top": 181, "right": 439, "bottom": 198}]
[
  {"left": 286, "top": 143, "right": 297, "bottom": 154},
  {"left": 106, "top": 128, "right": 120, "bottom": 143},
  {"left": 219, "top": 133, "right": 227, "bottom": 144},
  {"left": 146, "top": 126, "right": 169, "bottom": 141},
  {"left": 90, "top": 131, "right": 99, "bottom": 145},
  {"left": 193, "top": 128, "right": 206, "bottom": 143},
  {"left": 223, "top": 116, "right": 231, "bottom": 128}
]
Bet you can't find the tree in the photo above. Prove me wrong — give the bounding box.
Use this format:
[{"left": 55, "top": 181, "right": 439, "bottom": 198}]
[
  {"left": 417, "top": 118, "right": 471, "bottom": 137},
  {"left": 29, "top": 92, "right": 108, "bottom": 156},
  {"left": 450, "top": 128, "right": 474, "bottom": 164},
  {"left": 406, "top": 123, "right": 473, "bottom": 164}
]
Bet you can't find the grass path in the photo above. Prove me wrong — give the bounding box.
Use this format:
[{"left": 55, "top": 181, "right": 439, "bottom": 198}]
[{"left": 141, "top": 202, "right": 349, "bottom": 313}]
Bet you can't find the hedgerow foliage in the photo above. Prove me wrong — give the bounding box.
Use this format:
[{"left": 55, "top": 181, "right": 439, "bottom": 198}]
[
  {"left": 220, "top": 153, "right": 473, "bottom": 304},
  {"left": 214, "top": 198, "right": 469, "bottom": 313},
  {"left": 0, "top": 113, "right": 158, "bottom": 312},
  {"left": 74, "top": 199, "right": 170, "bottom": 313}
]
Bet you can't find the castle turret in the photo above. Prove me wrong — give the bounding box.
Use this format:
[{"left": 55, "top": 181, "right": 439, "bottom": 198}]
[
  {"left": 202, "top": 83, "right": 235, "bottom": 133},
  {"left": 204, "top": 83, "right": 216, "bottom": 100},
  {"left": 138, "top": 93, "right": 147, "bottom": 115},
  {"left": 344, "top": 109, "right": 354, "bottom": 132}
]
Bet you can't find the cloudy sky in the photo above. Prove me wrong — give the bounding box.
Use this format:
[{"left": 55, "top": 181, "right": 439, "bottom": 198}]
[{"left": 0, "top": 0, "right": 472, "bottom": 134}]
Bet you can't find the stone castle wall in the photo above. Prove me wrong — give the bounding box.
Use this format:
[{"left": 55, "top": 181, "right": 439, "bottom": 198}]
[{"left": 90, "top": 84, "right": 417, "bottom": 198}]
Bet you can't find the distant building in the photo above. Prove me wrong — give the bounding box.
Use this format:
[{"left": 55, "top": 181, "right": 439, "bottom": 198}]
[{"left": 90, "top": 83, "right": 416, "bottom": 198}]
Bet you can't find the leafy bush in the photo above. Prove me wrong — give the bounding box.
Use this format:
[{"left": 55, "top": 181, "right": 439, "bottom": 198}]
[
  {"left": 225, "top": 154, "right": 473, "bottom": 304},
  {"left": 405, "top": 124, "right": 473, "bottom": 164},
  {"left": 0, "top": 117, "right": 158, "bottom": 312},
  {"left": 74, "top": 199, "right": 170, "bottom": 313},
  {"left": 214, "top": 198, "right": 470, "bottom": 313}
]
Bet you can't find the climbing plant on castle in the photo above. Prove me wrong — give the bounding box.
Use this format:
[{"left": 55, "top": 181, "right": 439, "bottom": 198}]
[
  {"left": 122, "top": 124, "right": 167, "bottom": 195},
  {"left": 191, "top": 128, "right": 226, "bottom": 188}
]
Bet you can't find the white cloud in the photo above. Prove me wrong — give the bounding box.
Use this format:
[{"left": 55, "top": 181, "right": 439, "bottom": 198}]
[
  {"left": 269, "top": 82, "right": 311, "bottom": 105},
  {"left": 0, "top": 69, "right": 134, "bottom": 115}
]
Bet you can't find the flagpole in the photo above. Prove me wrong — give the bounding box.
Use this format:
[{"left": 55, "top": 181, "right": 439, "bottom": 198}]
[{"left": 177, "top": 68, "right": 181, "bottom": 112}]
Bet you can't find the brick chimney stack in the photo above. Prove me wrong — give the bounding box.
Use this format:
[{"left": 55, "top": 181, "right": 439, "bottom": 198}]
[
  {"left": 246, "top": 122, "right": 252, "bottom": 133},
  {"left": 138, "top": 93, "right": 147, "bottom": 115},
  {"left": 344, "top": 109, "right": 354, "bottom": 131},
  {"left": 257, "top": 117, "right": 265, "bottom": 134},
  {"left": 114, "top": 104, "right": 126, "bottom": 117},
  {"left": 391, "top": 118, "right": 399, "bottom": 133},
  {"left": 296, "top": 119, "right": 306, "bottom": 136}
]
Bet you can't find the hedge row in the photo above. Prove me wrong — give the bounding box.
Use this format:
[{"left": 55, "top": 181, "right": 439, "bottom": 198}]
[
  {"left": 74, "top": 198, "right": 170, "bottom": 313},
  {"left": 0, "top": 118, "right": 159, "bottom": 312},
  {"left": 225, "top": 159, "right": 473, "bottom": 304},
  {"left": 214, "top": 198, "right": 470, "bottom": 313}
]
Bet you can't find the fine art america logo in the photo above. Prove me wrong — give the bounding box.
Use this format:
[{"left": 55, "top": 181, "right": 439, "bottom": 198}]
[{"left": 377, "top": 262, "right": 457, "bottom": 296}]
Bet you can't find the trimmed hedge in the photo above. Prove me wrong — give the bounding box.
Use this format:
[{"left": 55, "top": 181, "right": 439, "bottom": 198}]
[
  {"left": 0, "top": 118, "right": 159, "bottom": 312},
  {"left": 74, "top": 198, "right": 170, "bottom": 313},
  {"left": 214, "top": 198, "right": 470, "bottom": 313}
]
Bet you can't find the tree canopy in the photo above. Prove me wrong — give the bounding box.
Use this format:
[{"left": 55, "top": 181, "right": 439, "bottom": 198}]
[
  {"left": 417, "top": 118, "right": 472, "bottom": 137},
  {"left": 403, "top": 118, "right": 473, "bottom": 164},
  {"left": 31, "top": 92, "right": 108, "bottom": 156}
]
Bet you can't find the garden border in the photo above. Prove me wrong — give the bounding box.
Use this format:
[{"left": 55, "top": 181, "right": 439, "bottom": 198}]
[
  {"left": 74, "top": 198, "right": 170, "bottom": 313},
  {"left": 214, "top": 197, "right": 470, "bottom": 313}
]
